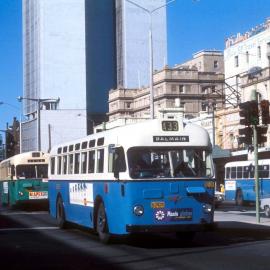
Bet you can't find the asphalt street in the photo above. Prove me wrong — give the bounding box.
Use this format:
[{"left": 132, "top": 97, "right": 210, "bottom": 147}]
[{"left": 1, "top": 204, "right": 270, "bottom": 270}]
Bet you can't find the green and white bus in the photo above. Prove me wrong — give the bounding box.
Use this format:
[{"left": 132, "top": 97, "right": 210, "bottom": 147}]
[{"left": 0, "top": 151, "right": 49, "bottom": 207}]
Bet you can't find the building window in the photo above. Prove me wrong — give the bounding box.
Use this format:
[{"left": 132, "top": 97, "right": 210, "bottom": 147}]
[
  {"left": 42, "top": 101, "right": 58, "bottom": 110},
  {"left": 246, "top": 51, "right": 249, "bottom": 63},
  {"left": 267, "top": 42, "right": 270, "bottom": 56},
  {"left": 234, "top": 56, "right": 239, "bottom": 67},
  {"left": 214, "top": 60, "right": 218, "bottom": 68},
  {"left": 258, "top": 46, "right": 261, "bottom": 59},
  {"left": 126, "top": 102, "right": 131, "bottom": 109},
  {"left": 171, "top": 85, "right": 177, "bottom": 93},
  {"left": 201, "top": 102, "right": 207, "bottom": 111},
  {"left": 179, "top": 85, "right": 184, "bottom": 93}
]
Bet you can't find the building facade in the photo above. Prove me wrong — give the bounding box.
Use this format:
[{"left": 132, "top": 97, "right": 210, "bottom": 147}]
[
  {"left": 115, "top": 0, "right": 167, "bottom": 88},
  {"left": 22, "top": 0, "right": 167, "bottom": 152},
  {"left": 108, "top": 60, "right": 225, "bottom": 121},
  {"left": 177, "top": 50, "right": 224, "bottom": 74},
  {"left": 224, "top": 18, "right": 270, "bottom": 106},
  {"left": 221, "top": 18, "right": 270, "bottom": 151}
]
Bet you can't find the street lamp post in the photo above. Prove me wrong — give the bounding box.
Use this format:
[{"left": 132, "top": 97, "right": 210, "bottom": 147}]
[
  {"left": 125, "top": 0, "right": 175, "bottom": 119},
  {"left": 17, "top": 96, "right": 60, "bottom": 151}
]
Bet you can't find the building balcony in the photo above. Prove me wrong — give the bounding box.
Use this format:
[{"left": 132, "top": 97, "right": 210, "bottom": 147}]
[{"left": 241, "top": 67, "right": 270, "bottom": 87}]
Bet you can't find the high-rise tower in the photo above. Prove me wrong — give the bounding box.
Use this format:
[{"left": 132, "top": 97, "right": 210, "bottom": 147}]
[
  {"left": 116, "top": 0, "right": 167, "bottom": 88},
  {"left": 22, "top": 0, "right": 167, "bottom": 152}
]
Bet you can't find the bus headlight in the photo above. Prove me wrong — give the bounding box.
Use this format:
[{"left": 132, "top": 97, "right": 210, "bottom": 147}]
[
  {"left": 133, "top": 205, "right": 144, "bottom": 216},
  {"left": 202, "top": 204, "right": 212, "bottom": 214},
  {"left": 18, "top": 191, "right": 24, "bottom": 196}
]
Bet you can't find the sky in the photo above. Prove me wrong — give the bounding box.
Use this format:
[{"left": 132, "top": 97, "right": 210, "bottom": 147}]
[{"left": 0, "top": 0, "right": 270, "bottom": 132}]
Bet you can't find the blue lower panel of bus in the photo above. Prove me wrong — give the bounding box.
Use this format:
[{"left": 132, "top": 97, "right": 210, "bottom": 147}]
[
  {"left": 225, "top": 179, "right": 270, "bottom": 202},
  {"left": 49, "top": 180, "right": 214, "bottom": 235}
]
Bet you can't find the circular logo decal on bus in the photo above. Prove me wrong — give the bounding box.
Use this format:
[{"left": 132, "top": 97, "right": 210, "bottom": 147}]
[{"left": 155, "top": 210, "right": 165, "bottom": 221}]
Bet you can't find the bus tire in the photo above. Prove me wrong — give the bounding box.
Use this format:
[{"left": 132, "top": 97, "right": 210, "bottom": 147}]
[
  {"left": 264, "top": 206, "right": 270, "bottom": 218},
  {"left": 56, "top": 197, "right": 67, "bottom": 229},
  {"left": 236, "top": 189, "right": 244, "bottom": 206},
  {"left": 96, "top": 201, "right": 111, "bottom": 244}
]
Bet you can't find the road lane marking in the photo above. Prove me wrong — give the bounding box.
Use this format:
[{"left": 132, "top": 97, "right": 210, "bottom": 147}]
[{"left": 0, "top": 226, "right": 59, "bottom": 232}]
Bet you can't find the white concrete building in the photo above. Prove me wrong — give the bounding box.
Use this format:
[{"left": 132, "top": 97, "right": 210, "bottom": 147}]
[{"left": 224, "top": 18, "right": 270, "bottom": 104}]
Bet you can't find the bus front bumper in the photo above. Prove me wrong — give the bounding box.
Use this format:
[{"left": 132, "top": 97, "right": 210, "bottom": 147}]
[{"left": 126, "top": 222, "right": 215, "bottom": 233}]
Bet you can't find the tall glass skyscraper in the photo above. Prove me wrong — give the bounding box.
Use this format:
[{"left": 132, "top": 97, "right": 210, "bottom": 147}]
[
  {"left": 116, "top": 0, "right": 167, "bottom": 88},
  {"left": 22, "top": 0, "right": 167, "bottom": 152}
]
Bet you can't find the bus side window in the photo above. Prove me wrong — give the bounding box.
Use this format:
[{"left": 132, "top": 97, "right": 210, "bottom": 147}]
[
  {"left": 259, "top": 165, "right": 269, "bottom": 178},
  {"left": 63, "top": 155, "right": 67, "bottom": 174},
  {"left": 57, "top": 156, "right": 62, "bottom": 175},
  {"left": 11, "top": 165, "right": 15, "bottom": 180},
  {"left": 231, "top": 167, "right": 236, "bottom": 179},
  {"left": 237, "top": 166, "right": 243, "bottom": 179},
  {"left": 225, "top": 167, "right": 231, "bottom": 179},
  {"left": 81, "top": 152, "right": 87, "bottom": 174},
  {"left": 51, "top": 157, "right": 55, "bottom": 175},
  {"left": 68, "top": 154, "right": 74, "bottom": 174},
  {"left": 74, "top": 153, "right": 80, "bottom": 174},
  {"left": 111, "top": 147, "right": 126, "bottom": 173},
  {"left": 97, "top": 149, "right": 104, "bottom": 173},
  {"left": 88, "top": 150, "right": 95, "bottom": 173},
  {"left": 243, "top": 166, "right": 249, "bottom": 178}
]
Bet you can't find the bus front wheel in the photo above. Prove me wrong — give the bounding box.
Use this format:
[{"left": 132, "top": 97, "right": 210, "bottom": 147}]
[
  {"left": 236, "top": 189, "right": 244, "bottom": 206},
  {"left": 56, "top": 197, "right": 66, "bottom": 229},
  {"left": 96, "top": 202, "right": 111, "bottom": 244}
]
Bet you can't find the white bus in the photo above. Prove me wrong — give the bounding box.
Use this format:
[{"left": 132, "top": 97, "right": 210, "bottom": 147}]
[
  {"left": 0, "top": 151, "right": 49, "bottom": 207},
  {"left": 49, "top": 111, "right": 215, "bottom": 243}
]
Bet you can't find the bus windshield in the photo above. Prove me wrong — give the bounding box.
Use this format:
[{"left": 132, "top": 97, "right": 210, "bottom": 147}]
[
  {"left": 128, "top": 147, "right": 213, "bottom": 179},
  {"left": 16, "top": 164, "right": 48, "bottom": 179}
]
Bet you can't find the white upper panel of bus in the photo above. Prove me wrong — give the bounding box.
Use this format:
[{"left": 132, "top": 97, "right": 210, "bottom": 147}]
[
  {"left": 225, "top": 159, "right": 270, "bottom": 168},
  {"left": 0, "top": 151, "right": 49, "bottom": 166},
  {"left": 50, "top": 118, "right": 211, "bottom": 155}
]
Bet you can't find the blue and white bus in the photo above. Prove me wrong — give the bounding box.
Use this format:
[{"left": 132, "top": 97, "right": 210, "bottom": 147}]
[
  {"left": 48, "top": 111, "right": 215, "bottom": 243},
  {"left": 224, "top": 159, "right": 270, "bottom": 206}
]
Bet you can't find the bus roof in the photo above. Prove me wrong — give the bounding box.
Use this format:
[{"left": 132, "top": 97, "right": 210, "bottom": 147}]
[
  {"left": 225, "top": 159, "right": 270, "bottom": 167},
  {"left": 0, "top": 151, "right": 49, "bottom": 167},
  {"left": 50, "top": 117, "right": 211, "bottom": 155}
]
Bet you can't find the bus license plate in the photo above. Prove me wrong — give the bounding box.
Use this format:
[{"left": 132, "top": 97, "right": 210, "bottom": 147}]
[
  {"left": 154, "top": 208, "right": 193, "bottom": 221},
  {"left": 29, "top": 191, "right": 48, "bottom": 200}
]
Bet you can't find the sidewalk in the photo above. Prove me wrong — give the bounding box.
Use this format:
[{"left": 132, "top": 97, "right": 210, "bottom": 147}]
[{"left": 214, "top": 202, "right": 270, "bottom": 229}]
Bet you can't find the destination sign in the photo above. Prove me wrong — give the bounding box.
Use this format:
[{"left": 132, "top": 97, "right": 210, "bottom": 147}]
[
  {"left": 153, "top": 136, "right": 189, "bottom": 142},
  {"left": 162, "top": 121, "right": 178, "bottom": 131}
]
